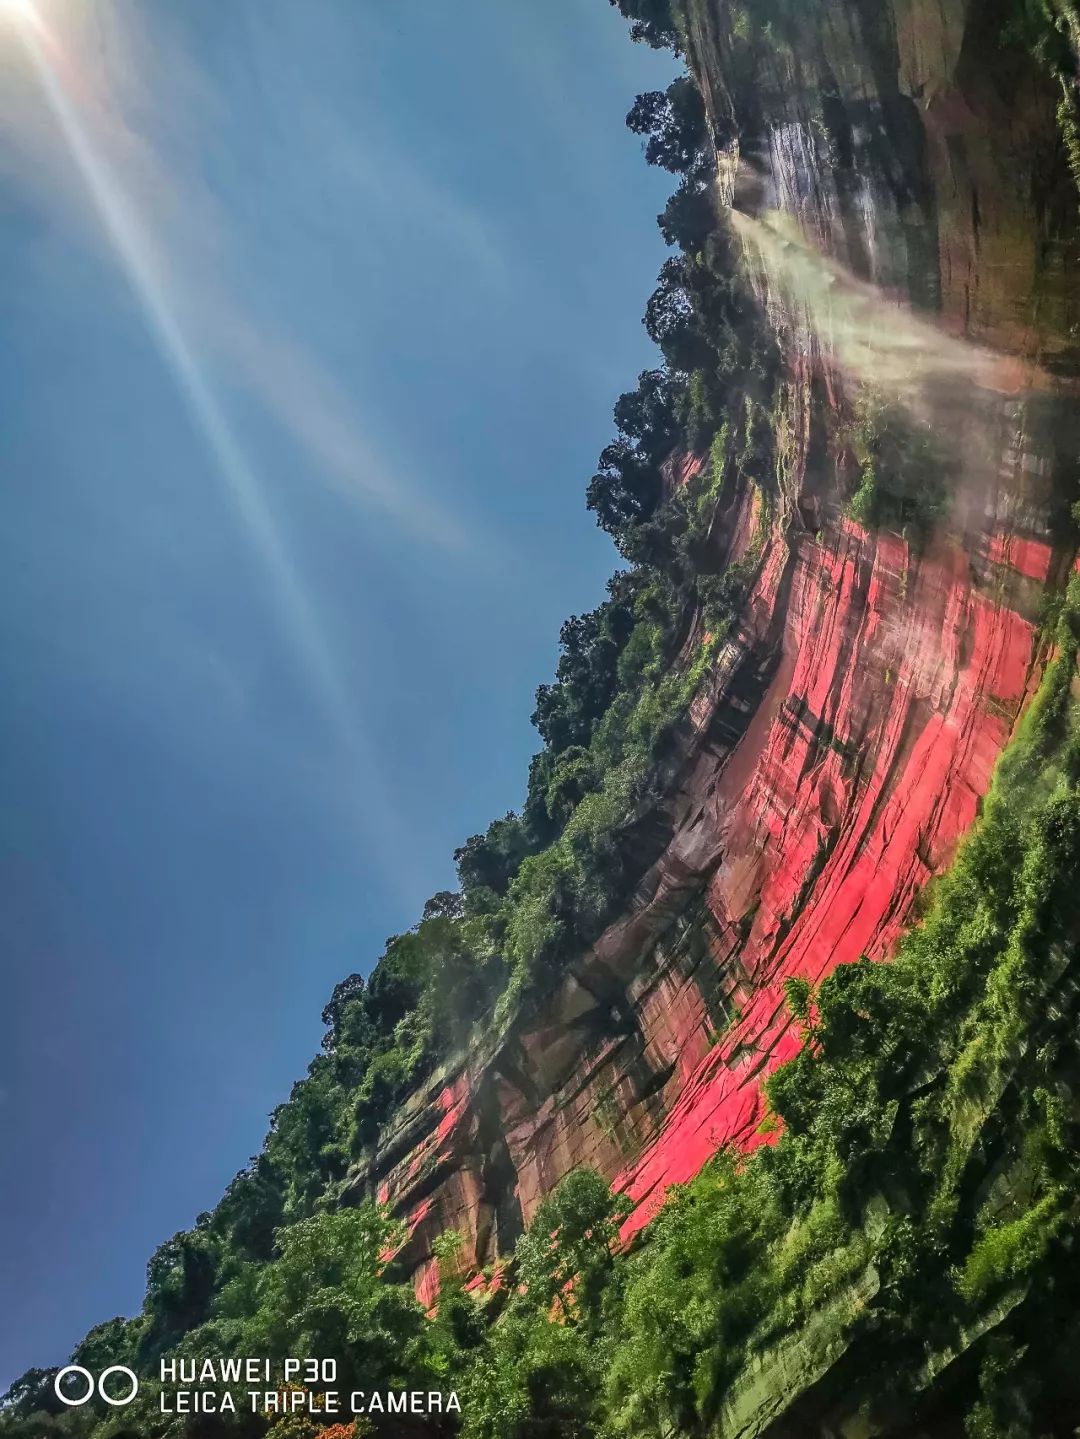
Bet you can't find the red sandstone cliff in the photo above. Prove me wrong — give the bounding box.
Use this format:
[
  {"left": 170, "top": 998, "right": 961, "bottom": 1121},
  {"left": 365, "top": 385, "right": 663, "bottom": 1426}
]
[{"left": 344, "top": 0, "right": 1080, "bottom": 1306}]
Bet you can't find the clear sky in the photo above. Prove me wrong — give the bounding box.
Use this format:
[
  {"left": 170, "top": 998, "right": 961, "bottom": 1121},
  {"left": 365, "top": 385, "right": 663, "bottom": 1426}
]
[{"left": 0, "top": 0, "right": 676, "bottom": 1388}]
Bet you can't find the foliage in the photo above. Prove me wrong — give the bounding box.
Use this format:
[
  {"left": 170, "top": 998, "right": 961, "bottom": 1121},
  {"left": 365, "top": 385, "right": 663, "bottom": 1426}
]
[
  {"left": 844, "top": 393, "right": 951, "bottom": 547},
  {"left": 460, "top": 1313, "right": 603, "bottom": 1439},
  {"left": 600, "top": 583, "right": 1080, "bottom": 1434},
  {"left": 607, "top": 0, "right": 681, "bottom": 51},
  {"left": 216, "top": 1206, "right": 444, "bottom": 1401},
  {"left": 625, "top": 77, "right": 709, "bottom": 175},
  {"left": 514, "top": 1171, "right": 631, "bottom": 1335},
  {"left": 1007, "top": 1, "right": 1080, "bottom": 205}
]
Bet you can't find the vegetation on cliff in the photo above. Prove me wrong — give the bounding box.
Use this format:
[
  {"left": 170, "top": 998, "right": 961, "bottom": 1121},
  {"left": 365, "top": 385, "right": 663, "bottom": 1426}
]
[
  {"left": 0, "top": 2, "right": 773, "bottom": 1433},
  {"left": 16, "top": 576, "right": 1078, "bottom": 1438},
  {"left": 595, "top": 581, "right": 1080, "bottom": 1438},
  {"left": 1011, "top": 2, "right": 1080, "bottom": 196},
  {"left": 843, "top": 395, "right": 951, "bottom": 549},
  {"left": 7, "top": 2, "right": 1080, "bottom": 1437}
]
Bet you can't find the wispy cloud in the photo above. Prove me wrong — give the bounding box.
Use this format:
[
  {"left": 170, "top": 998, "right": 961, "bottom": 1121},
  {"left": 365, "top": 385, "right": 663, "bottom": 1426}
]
[{"left": 323, "top": 126, "right": 510, "bottom": 290}]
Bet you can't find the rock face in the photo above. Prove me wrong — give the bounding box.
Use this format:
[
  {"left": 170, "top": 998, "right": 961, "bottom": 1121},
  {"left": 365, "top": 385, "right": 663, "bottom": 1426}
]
[{"left": 345, "top": 0, "right": 1080, "bottom": 1310}]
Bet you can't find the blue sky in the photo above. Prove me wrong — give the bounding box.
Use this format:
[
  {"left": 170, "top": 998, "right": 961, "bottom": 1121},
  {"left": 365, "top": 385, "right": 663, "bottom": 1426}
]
[{"left": 0, "top": 0, "right": 676, "bottom": 1384}]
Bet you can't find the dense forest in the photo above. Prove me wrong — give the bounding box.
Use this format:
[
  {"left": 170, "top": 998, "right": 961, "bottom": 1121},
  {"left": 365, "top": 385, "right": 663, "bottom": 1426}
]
[{"left": 7, "top": 0, "right": 1080, "bottom": 1436}]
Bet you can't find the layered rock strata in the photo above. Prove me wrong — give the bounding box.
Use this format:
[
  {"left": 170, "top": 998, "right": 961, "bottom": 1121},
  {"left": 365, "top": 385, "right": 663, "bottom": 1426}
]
[{"left": 345, "top": 0, "right": 1080, "bottom": 1313}]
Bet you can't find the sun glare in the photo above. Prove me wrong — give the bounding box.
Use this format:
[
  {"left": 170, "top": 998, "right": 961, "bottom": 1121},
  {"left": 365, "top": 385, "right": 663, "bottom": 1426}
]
[{"left": 0, "top": 0, "right": 36, "bottom": 25}]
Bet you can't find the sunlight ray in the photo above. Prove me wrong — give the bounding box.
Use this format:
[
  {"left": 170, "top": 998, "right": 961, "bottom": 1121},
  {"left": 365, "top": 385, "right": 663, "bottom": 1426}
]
[{"left": 14, "top": 4, "right": 375, "bottom": 786}]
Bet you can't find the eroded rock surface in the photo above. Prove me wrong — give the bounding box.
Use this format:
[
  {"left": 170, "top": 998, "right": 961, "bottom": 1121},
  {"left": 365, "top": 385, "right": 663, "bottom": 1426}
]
[{"left": 344, "top": 0, "right": 1080, "bottom": 1316}]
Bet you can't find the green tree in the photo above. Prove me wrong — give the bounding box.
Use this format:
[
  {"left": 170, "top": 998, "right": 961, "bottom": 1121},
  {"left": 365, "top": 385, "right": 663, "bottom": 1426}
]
[
  {"left": 455, "top": 813, "right": 535, "bottom": 909},
  {"left": 233, "top": 1206, "right": 438, "bottom": 1407},
  {"left": 139, "top": 1227, "right": 219, "bottom": 1362},
  {"left": 0, "top": 1369, "right": 65, "bottom": 1422},
  {"left": 515, "top": 1170, "right": 631, "bottom": 1336},
  {"left": 608, "top": 0, "right": 680, "bottom": 51},
  {"left": 626, "top": 78, "right": 709, "bottom": 175},
  {"left": 462, "top": 1314, "right": 602, "bottom": 1439}
]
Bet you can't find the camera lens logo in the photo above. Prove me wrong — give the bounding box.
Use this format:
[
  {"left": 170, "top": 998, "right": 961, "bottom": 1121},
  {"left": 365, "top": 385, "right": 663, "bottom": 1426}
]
[{"left": 54, "top": 1365, "right": 139, "bottom": 1407}]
